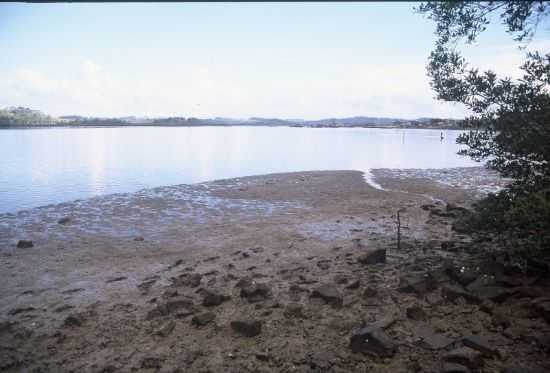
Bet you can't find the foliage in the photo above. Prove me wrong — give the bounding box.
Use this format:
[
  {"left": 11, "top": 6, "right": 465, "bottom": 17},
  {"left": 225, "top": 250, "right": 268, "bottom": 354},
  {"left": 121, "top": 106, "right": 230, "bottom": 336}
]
[
  {"left": 417, "top": 1, "right": 550, "bottom": 252},
  {"left": 0, "top": 107, "right": 57, "bottom": 125}
]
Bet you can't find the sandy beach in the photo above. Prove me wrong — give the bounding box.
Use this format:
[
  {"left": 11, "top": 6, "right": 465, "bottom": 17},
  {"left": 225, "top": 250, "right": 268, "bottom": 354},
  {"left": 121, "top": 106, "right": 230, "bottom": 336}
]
[{"left": 1, "top": 168, "right": 548, "bottom": 373}]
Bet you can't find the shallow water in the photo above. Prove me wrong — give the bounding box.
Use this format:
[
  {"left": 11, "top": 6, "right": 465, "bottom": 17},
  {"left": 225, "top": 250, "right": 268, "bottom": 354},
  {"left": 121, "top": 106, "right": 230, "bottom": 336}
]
[{"left": 0, "top": 126, "right": 477, "bottom": 213}]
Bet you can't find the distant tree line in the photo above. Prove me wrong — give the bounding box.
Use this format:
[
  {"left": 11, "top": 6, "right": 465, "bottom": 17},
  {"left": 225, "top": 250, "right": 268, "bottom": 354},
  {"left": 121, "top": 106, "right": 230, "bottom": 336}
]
[{"left": 0, "top": 107, "right": 57, "bottom": 125}]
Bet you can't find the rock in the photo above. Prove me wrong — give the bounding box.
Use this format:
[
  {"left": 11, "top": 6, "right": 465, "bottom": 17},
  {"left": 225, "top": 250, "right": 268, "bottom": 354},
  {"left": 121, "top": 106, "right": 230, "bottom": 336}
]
[
  {"left": 350, "top": 326, "right": 396, "bottom": 357},
  {"left": 16, "top": 240, "right": 33, "bottom": 249},
  {"left": 106, "top": 276, "right": 127, "bottom": 283},
  {"left": 525, "top": 257, "right": 549, "bottom": 277},
  {"left": 54, "top": 304, "right": 74, "bottom": 313},
  {"left": 443, "top": 347, "right": 483, "bottom": 369},
  {"left": 147, "top": 299, "right": 195, "bottom": 319},
  {"left": 358, "top": 249, "right": 386, "bottom": 265},
  {"left": 235, "top": 276, "right": 253, "bottom": 288},
  {"left": 230, "top": 319, "right": 262, "bottom": 337},
  {"left": 501, "top": 366, "right": 547, "bottom": 373},
  {"left": 255, "top": 352, "right": 271, "bottom": 361},
  {"left": 137, "top": 278, "right": 158, "bottom": 294},
  {"left": 531, "top": 297, "right": 550, "bottom": 323},
  {"left": 479, "top": 300, "right": 495, "bottom": 314},
  {"left": 406, "top": 305, "right": 427, "bottom": 321},
  {"left": 134, "top": 236, "right": 145, "bottom": 241},
  {"left": 240, "top": 283, "right": 271, "bottom": 303},
  {"left": 441, "top": 285, "right": 481, "bottom": 304},
  {"left": 346, "top": 279, "right": 361, "bottom": 290},
  {"left": 162, "top": 288, "right": 178, "bottom": 299},
  {"left": 175, "top": 273, "right": 202, "bottom": 288},
  {"left": 441, "top": 363, "right": 471, "bottom": 373},
  {"left": 7, "top": 306, "right": 36, "bottom": 316},
  {"left": 491, "top": 311, "right": 511, "bottom": 328},
  {"left": 399, "top": 273, "right": 437, "bottom": 294},
  {"left": 412, "top": 322, "right": 455, "bottom": 350},
  {"left": 452, "top": 220, "right": 473, "bottom": 234},
  {"left": 334, "top": 274, "right": 349, "bottom": 284},
  {"left": 370, "top": 315, "right": 396, "bottom": 330},
  {"left": 469, "top": 286, "right": 516, "bottom": 304},
  {"left": 317, "top": 260, "right": 331, "bottom": 270},
  {"left": 63, "top": 313, "right": 84, "bottom": 328},
  {"left": 430, "top": 208, "right": 456, "bottom": 218},
  {"left": 441, "top": 241, "right": 460, "bottom": 252},
  {"left": 446, "top": 203, "right": 469, "bottom": 213},
  {"left": 462, "top": 335, "right": 499, "bottom": 357},
  {"left": 202, "top": 290, "right": 230, "bottom": 307},
  {"left": 418, "top": 333, "right": 455, "bottom": 350},
  {"left": 57, "top": 217, "right": 71, "bottom": 224},
  {"left": 310, "top": 284, "right": 343, "bottom": 308},
  {"left": 445, "top": 264, "right": 478, "bottom": 286},
  {"left": 141, "top": 357, "right": 162, "bottom": 370},
  {"left": 363, "top": 287, "right": 378, "bottom": 297},
  {"left": 191, "top": 312, "right": 216, "bottom": 327},
  {"left": 284, "top": 303, "right": 305, "bottom": 319},
  {"left": 165, "top": 299, "right": 194, "bottom": 314},
  {"left": 155, "top": 321, "right": 175, "bottom": 337}
]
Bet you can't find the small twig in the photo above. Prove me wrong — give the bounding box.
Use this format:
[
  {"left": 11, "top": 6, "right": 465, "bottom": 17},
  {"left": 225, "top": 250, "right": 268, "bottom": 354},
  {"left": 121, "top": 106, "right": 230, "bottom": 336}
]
[{"left": 397, "top": 208, "right": 406, "bottom": 250}]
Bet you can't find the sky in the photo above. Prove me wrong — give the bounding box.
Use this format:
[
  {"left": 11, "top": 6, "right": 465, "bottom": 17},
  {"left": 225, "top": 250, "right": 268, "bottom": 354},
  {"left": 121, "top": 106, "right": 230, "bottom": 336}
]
[{"left": 1, "top": 2, "right": 549, "bottom": 120}]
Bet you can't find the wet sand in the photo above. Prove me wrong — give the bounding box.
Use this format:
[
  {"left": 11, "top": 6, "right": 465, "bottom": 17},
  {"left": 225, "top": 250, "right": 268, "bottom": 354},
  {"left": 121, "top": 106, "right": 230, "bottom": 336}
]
[{"left": 1, "top": 168, "right": 548, "bottom": 373}]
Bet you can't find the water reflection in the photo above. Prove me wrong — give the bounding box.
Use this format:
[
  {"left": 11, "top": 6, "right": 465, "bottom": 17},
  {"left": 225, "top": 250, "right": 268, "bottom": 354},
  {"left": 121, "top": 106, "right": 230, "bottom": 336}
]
[{"left": 0, "top": 127, "right": 478, "bottom": 213}]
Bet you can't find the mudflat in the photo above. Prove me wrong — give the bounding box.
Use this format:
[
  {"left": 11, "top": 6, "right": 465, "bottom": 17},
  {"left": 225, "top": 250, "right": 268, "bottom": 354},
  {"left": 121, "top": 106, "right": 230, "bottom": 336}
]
[{"left": 1, "top": 169, "right": 548, "bottom": 373}]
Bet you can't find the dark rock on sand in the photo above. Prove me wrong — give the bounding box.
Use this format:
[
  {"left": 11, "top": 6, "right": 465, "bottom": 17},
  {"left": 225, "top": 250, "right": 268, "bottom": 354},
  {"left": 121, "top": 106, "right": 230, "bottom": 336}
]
[
  {"left": 192, "top": 312, "right": 216, "bottom": 327},
  {"left": 399, "top": 273, "right": 437, "bottom": 293},
  {"left": 202, "top": 290, "right": 230, "bottom": 307},
  {"left": 155, "top": 321, "right": 175, "bottom": 337},
  {"left": 310, "top": 284, "right": 343, "bottom": 308},
  {"left": 283, "top": 303, "right": 305, "bottom": 319},
  {"left": 240, "top": 283, "right": 271, "bottom": 303},
  {"left": 334, "top": 274, "right": 349, "bottom": 284},
  {"left": 141, "top": 357, "right": 162, "bottom": 370},
  {"left": 174, "top": 273, "right": 202, "bottom": 288},
  {"left": 406, "top": 305, "right": 427, "bottom": 321},
  {"left": 501, "top": 367, "right": 547, "bottom": 373},
  {"left": 363, "top": 286, "right": 378, "bottom": 297},
  {"left": 358, "top": 249, "right": 386, "bottom": 265},
  {"left": 346, "top": 279, "right": 361, "bottom": 289},
  {"left": 63, "top": 313, "right": 85, "bottom": 328},
  {"left": 106, "top": 276, "right": 127, "bottom": 283},
  {"left": 7, "top": 306, "right": 36, "bottom": 316},
  {"left": 441, "top": 285, "right": 481, "bottom": 304},
  {"left": 445, "top": 264, "right": 478, "bottom": 286},
  {"left": 147, "top": 299, "right": 195, "bottom": 319},
  {"left": 230, "top": 319, "right": 262, "bottom": 337},
  {"left": 469, "top": 286, "right": 516, "bottom": 304},
  {"left": 57, "top": 217, "right": 71, "bottom": 224},
  {"left": 441, "top": 363, "right": 471, "bottom": 373},
  {"left": 443, "top": 346, "right": 483, "bottom": 369},
  {"left": 412, "top": 322, "right": 455, "bottom": 350},
  {"left": 350, "top": 326, "right": 396, "bottom": 357},
  {"left": 16, "top": 240, "right": 33, "bottom": 249},
  {"left": 531, "top": 297, "right": 550, "bottom": 323},
  {"left": 462, "top": 335, "right": 500, "bottom": 357}
]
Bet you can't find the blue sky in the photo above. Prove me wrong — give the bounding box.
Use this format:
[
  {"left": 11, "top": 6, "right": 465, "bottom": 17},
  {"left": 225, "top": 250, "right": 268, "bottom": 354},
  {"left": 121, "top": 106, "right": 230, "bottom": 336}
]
[{"left": 1, "top": 2, "right": 548, "bottom": 119}]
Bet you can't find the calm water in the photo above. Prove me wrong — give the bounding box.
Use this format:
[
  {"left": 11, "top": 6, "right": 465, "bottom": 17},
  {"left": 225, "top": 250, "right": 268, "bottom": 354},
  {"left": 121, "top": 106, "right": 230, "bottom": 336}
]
[{"left": 0, "top": 126, "right": 477, "bottom": 213}]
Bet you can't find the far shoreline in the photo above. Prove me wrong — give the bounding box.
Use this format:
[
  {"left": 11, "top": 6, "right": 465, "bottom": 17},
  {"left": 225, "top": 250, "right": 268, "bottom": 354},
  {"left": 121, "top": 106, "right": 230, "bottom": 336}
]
[{"left": 0, "top": 123, "right": 466, "bottom": 130}]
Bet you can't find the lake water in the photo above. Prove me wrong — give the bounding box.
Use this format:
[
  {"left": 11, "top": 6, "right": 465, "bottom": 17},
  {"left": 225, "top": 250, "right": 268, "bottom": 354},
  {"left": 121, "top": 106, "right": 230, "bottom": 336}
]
[{"left": 0, "top": 126, "right": 478, "bottom": 213}]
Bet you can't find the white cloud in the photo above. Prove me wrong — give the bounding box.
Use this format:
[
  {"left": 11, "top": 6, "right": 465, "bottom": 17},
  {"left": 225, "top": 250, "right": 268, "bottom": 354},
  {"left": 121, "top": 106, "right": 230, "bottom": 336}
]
[{"left": 3, "top": 43, "right": 543, "bottom": 120}]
